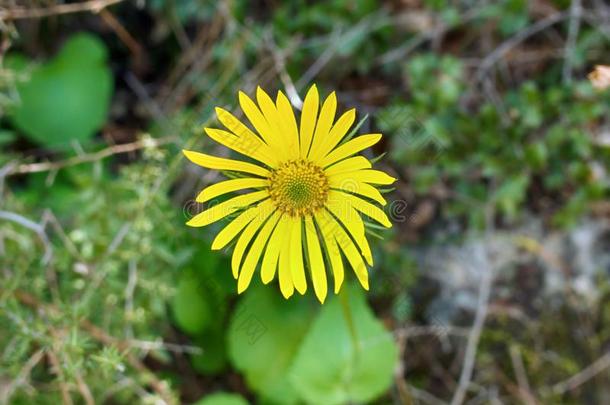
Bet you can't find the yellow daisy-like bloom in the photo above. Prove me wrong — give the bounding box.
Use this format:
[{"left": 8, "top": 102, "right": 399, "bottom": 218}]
[{"left": 183, "top": 85, "right": 395, "bottom": 303}]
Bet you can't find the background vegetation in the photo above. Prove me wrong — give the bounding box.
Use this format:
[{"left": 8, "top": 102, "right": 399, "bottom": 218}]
[{"left": 0, "top": 0, "right": 609, "bottom": 404}]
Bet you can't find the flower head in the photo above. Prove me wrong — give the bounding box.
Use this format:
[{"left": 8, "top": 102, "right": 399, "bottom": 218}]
[{"left": 183, "top": 85, "right": 395, "bottom": 303}]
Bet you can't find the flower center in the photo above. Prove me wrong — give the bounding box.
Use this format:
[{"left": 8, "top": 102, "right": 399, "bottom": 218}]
[{"left": 268, "top": 159, "right": 329, "bottom": 217}]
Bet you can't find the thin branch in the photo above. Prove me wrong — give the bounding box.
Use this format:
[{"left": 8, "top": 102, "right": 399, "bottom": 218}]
[
  {"left": 46, "top": 351, "right": 74, "bottom": 405},
  {"left": 562, "top": 0, "right": 583, "bottom": 83},
  {"left": 378, "top": 8, "right": 480, "bottom": 66},
  {"left": 409, "top": 384, "right": 448, "bottom": 405},
  {"left": 98, "top": 223, "right": 131, "bottom": 269},
  {"left": 158, "top": 11, "right": 224, "bottom": 114},
  {"left": 295, "top": 12, "right": 387, "bottom": 90},
  {"left": 450, "top": 205, "right": 496, "bottom": 405},
  {"left": 449, "top": 252, "right": 493, "bottom": 405},
  {"left": 98, "top": 8, "right": 143, "bottom": 66},
  {"left": 295, "top": 29, "right": 341, "bottom": 90},
  {"left": 41, "top": 210, "right": 83, "bottom": 262},
  {"left": 0, "top": 161, "right": 16, "bottom": 198},
  {"left": 0, "top": 349, "right": 45, "bottom": 404},
  {"left": 73, "top": 370, "right": 95, "bottom": 405},
  {"left": 552, "top": 351, "right": 610, "bottom": 395},
  {"left": 265, "top": 32, "right": 303, "bottom": 109},
  {"left": 126, "top": 340, "right": 202, "bottom": 355},
  {"left": 393, "top": 320, "right": 413, "bottom": 405},
  {"left": 7, "top": 136, "right": 175, "bottom": 176},
  {"left": 0, "top": 210, "right": 52, "bottom": 264},
  {"left": 124, "top": 259, "right": 138, "bottom": 339},
  {"left": 0, "top": 0, "right": 125, "bottom": 20},
  {"left": 509, "top": 345, "right": 538, "bottom": 405},
  {"left": 475, "top": 11, "right": 570, "bottom": 82}
]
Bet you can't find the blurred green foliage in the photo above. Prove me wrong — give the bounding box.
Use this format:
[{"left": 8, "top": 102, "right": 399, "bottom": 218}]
[
  {"left": 378, "top": 54, "right": 610, "bottom": 228},
  {"left": 1, "top": 147, "right": 187, "bottom": 403},
  {"left": 193, "top": 392, "right": 249, "bottom": 405}
]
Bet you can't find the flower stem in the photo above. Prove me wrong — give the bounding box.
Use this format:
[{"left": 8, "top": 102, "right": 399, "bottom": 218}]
[{"left": 339, "top": 287, "right": 360, "bottom": 352}]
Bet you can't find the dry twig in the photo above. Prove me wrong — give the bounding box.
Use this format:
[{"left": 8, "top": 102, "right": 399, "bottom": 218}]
[
  {"left": 46, "top": 351, "right": 74, "bottom": 405},
  {"left": 0, "top": 0, "right": 125, "bottom": 20},
  {"left": 552, "top": 351, "right": 610, "bottom": 395},
  {"left": 562, "top": 0, "right": 583, "bottom": 83},
  {"left": 7, "top": 136, "right": 175, "bottom": 176},
  {"left": 0, "top": 349, "right": 45, "bottom": 404},
  {"left": 509, "top": 346, "right": 538, "bottom": 405},
  {"left": 475, "top": 11, "right": 570, "bottom": 83},
  {"left": 450, "top": 205, "right": 496, "bottom": 405},
  {"left": 0, "top": 210, "right": 52, "bottom": 263},
  {"left": 449, "top": 246, "right": 493, "bottom": 405}
]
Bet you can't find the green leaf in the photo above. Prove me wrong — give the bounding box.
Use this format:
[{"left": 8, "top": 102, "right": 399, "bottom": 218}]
[
  {"left": 0, "top": 129, "right": 16, "bottom": 146},
  {"left": 289, "top": 286, "right": 397, "bottom": 405},
  {"left": 493, "top": 174, "right": 529, "bottom": 219},
  {"left": 228, "top": 284, "right": 397, "bottom": 404},
  {"left": 228, "top": 286, "right": 317, "bottom": 404},
  {"left": 171, "top": 245, "right": 232, "bottom": 337},
  {"left": 524, "top": 142, "right": 548, "bottom": 169},
  {"left": 191, "top": 329, "right": 228, "bottom": 375},
  {"left": 8, "top": 32, "right": 112, "bottom": 148},
  {"left": 193, "top": 392, "right": 249, "bottom": 405},
  {"left": 171, "top": 269, "right": 212, "bottom": 335}
]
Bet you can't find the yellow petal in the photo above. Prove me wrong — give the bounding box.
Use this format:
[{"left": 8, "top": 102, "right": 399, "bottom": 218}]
[
  {"left": 211, "top": 205, "right": 262, "bottom": 250},
  {"left": 315, "top": 212, "right": 344, "bottom": 294},
  {"left": 310, "top": 108, "right": 356, "bottom": 162},
  {"left": 237, "top": 211, "right": 281, "bottom": 293},
  {"left": 305, "top": 216, "right": 327, "bottom": 303},
  {"left": 329, "top": 168, "right": 396, "bottom": 185},
  {"left": 183, "top": 149, "right": 269, "bottom": 177},
  {"left": 196, "top": 177, "right": 268, "bottom": 203},
  {"left": 307, "top": 91, "right": 336, "bottom": 159},
  {"left": 330, "top": 190, "right": 391, "bottom": 228},
  {"left": 214, "top": 106, "right": 278, "bottom": 163},
  {"left": 231, "top": 201, "right": 275, "bottom": 278},
  {"left": 238, "top": 90, "right": 276, "bottom": 146},
  {"left": 261, "top": 215, "right": 286, "bottom": 284},
  {"left": 276, "top": 91, "right": 300, "bottom": 158},
  {"left": 288, "top": 217, "right": 307, "bottom": 295},
  {"left": 325, "top": 201, "right": 373, "bottom": 266},
  {"left": 278, "top": 228, "right": 295, "bottom": 298},
  {"left": 186, "top": 190, "right": 268, "bottom": 227},
  {"left": 256, "top": 87, "right": 290, "bottom": 156},
  {"left": 324, "top": 156, "right": 371, "bottom": 177},
  {"left": 319, "top": 133, "right": 382, "bottom": 168},
  {"left": 215, "top": 107, "right": 266, "bottom": 143},
  {"left": 299, "top": 85, "right": 319, "bottom": 157},
  {"left": 328, "top": 178, "right": 386, "bottom": 206},
  {"left": 204, "top": 126, "right": 276, "bottom": 168},
  {"left": 319, "top": 210, "right": 369, "bottom": 290}
]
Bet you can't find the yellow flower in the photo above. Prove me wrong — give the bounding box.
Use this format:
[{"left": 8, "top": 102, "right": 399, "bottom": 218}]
[{"left": 183, "top": 85, "right": 395, "bottom": 303}]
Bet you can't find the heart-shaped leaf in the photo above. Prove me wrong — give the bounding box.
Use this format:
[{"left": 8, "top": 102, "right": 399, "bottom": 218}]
[
  {"left": 8, "top": 33, "right": 112, "bottom": 148},
  {"left": 228, "top": 284, "right": 397, "bottom": 404},
  {"left": 289, "top": 285, "right": 398, "bottom": 404},
  {"left": 228, "top": 285, "right": 317, "bottom": 404}
]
